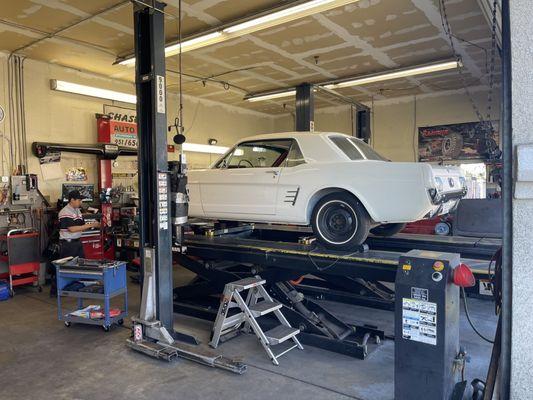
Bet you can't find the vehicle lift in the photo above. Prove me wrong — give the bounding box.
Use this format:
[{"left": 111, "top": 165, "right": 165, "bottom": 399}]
[{"left": 124, "top": 0, "right": 244, "bottom": 374}]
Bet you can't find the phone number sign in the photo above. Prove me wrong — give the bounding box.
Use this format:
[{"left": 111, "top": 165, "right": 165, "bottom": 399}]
[{"left": 109, "top": 120, "right": 138, "bottom": 149}]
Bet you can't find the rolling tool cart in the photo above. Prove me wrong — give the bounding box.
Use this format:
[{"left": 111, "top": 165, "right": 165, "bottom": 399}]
[
  {"left": 0, "top": 228, "right": 41, "bottom": 296},
  {"left": 55, "top": 257, "right": 127, "bottom": 331}
]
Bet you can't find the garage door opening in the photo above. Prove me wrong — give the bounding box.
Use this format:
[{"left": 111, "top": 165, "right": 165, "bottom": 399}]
[{"left": 459, "top": 162, "right": 488, "bottom": 199}]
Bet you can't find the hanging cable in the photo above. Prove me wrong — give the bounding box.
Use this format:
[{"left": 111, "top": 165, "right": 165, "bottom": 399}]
[
  {"left": 20, "top": 57, "right": 28, "bottom": 170},
  {"left": 177, "top": 0, "right": 185, "bottom": 146},
  {"left": 439, "top": 0, "right": 499, "bottom": 134},
  {"left": 461, "top": 287, "right": 495, "bottom": 344},
  {"left": 412, "top": 95, "right": 417, "bottom": 161},
  {"left": 7, "top": 54, "right": 16, "bottom": 172}
]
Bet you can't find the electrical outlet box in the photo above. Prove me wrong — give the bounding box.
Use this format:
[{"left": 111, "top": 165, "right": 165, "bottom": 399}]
[{"left": 11, "top": 175, "right": 37, "bottom": 205}]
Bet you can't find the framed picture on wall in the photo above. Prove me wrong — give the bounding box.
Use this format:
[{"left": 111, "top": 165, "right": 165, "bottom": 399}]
[{"left": 418, "top": 120, "right": 500, "bottom": 162}]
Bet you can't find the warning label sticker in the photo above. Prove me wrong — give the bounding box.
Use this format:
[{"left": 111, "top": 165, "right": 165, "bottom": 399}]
[
  {"left": 411, "top": 287, "right": 428, "bottom": 301},
  {"left": 402, "top": 298, "right": 437, "bottom": 345}
]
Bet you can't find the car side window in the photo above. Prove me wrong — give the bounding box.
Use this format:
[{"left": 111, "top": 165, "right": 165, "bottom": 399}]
[
  {"left": 284, "top": 140, "right": 306, "bottom": 168},
  {"left": 225, "top": 140, "right": 292, "bottom": 169},
  {"left": 329, "top": 136, "right": 363, "bottom": 160}
]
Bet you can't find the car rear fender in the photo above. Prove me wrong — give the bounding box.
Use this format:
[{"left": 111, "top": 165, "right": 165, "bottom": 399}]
[{"left": 305, "top": 186, "right": 378, "bottom": 224}]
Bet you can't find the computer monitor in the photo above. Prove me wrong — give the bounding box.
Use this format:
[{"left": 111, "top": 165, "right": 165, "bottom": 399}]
[{"left": 62, "top": 183, "right": 95, "bottom": 203}]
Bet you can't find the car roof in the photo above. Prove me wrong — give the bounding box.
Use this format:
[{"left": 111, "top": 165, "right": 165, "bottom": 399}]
[{"left": 235, "top": 131, "right": 355, "bottom": 143}]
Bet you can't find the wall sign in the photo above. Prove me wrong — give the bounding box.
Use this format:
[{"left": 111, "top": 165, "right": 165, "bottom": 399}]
[
  {"left": 102, "top": 105, "right": 138, "bottom": 148},
  {"left": 418, "top": 120, "right": 500, "bottom": 162},
  {"left": 103, "top": 104, "right": 137, "bottom": 123}
]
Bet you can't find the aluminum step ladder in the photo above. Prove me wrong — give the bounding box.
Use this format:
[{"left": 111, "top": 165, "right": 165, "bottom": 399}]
[{"left": 209, "top": 276, "right": 303, "bottom": 365}]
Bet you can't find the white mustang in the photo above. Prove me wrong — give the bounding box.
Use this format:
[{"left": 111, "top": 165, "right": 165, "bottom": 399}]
[{"left": 188, "top": 132, "right": 467, "bottom": 250}]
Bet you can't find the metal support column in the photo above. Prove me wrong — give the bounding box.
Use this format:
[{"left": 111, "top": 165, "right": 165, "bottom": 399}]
[
  {"left": 295, "top": 83, "right": 314, "bottom": 131},
  {"left": 127, "top": 1, "right": 245, "bottom": 373},
  {"left": 133, "top": 0, "right": 173, "bottom": 331}
]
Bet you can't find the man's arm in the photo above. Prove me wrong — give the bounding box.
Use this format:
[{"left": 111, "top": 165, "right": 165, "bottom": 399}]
[
  {"left": 60, "top": 210, "right": 100, "bottom": 234},
  {"left": 67, "top": 222, "right": 100, "bottom": 233}
]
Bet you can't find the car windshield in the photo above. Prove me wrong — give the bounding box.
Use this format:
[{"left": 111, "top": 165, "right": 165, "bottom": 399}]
[{"left": 329, "top": 135, "right": 387, "bottom": 161}]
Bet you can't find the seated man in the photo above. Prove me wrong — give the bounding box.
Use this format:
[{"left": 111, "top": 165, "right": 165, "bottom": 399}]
[{"left": 58, "top": 190, "right": 100, "bottom": 258}]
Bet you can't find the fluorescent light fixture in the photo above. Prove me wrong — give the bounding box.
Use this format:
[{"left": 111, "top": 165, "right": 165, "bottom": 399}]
[
  {"left": 246, "top": 90, "right": 297, "bottom": 102},
  {"left": 224, "top": 0, "right": 339, "bottom": 34},
  {"left": 118, "top": 0, "right": 359, "bottom": 66},
  {"left": 118, "top": 57, "right": 136, "bottom": 66},
  {"left": 322, "top": 60, "right": 462, "bottom": 90},
  {"left": 165, "top": 31, "right": 223, "bottom": 57},
  {"left": 245, "top": 60, "right": 462, "bottom": 102},
  {"left": 182, "top": 143, "right": 228, "bottom": 154},
  {"left": 120, "top": 31, "right": 223, "bottom": 66},
  {"left": 50, "top": 79, "right": 136, "bottom": 104}
]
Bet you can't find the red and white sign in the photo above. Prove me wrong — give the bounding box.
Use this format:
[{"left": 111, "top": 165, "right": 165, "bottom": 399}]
[
  {"left": 99, "top": 105, "right": 138, "bottom": 148},
  {"left": 110, "top": 120, "right": 138, "bottom": 148}
]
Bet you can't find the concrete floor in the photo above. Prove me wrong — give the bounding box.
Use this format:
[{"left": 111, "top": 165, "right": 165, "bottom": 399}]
[{"left": 0, "top": 269, "right": 497, "bottom": 400}]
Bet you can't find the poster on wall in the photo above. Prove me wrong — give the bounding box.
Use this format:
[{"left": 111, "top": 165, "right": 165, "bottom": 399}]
[
  {"left": 418, "top": 121, "right": 500, "bottom": 162},
  {"left": 102, "top": 105, "right": 138, "bottom": 148},
  {"left": 39, "top": 151, "right": 63, "bottom": 181},
  {"left": 66, "top": 166, "right": 88, "bottom": 181}
]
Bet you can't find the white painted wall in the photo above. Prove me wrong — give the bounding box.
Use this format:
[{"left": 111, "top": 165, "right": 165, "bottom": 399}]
[
  {"left": 510, "top": 1, "right": 533, "bottom": 398},
  {"left": 274, "top": 88, "right": 500, "bottom": 162},
  {"left": 0, "top": 53, "right": 275, "bottom": 201}
]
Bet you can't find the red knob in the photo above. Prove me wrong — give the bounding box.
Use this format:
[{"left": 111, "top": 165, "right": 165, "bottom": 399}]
[{"left": 453, "top": 263, "right": 475, "bottom": 288}]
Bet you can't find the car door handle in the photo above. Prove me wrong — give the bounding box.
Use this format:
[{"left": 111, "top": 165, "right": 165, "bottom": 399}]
[{"left": 265, "top": 170, "right": 279, "bottom": 176}]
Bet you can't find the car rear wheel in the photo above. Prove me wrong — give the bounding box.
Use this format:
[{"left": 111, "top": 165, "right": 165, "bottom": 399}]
[
  {"left": 370, "top": 223, "right": 406, "bottom": 237},
  {"left": 311, "top": 193, "right": 370, "bottom": 251}
]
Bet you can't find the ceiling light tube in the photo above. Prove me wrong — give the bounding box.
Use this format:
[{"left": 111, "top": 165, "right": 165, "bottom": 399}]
[
  {"left": 246, "top": 90, "right": 297, "bottom": 102},
  {"left": 322, "top": 60, "right": 462, "bottom": 89},
  {"left": 165, "top": 31, "right": 223, "bottom": 57},
  {"left": 224, "top": 0, "right": 339, "bottom": 34},
  {"left": 245, "top": 60, "right": 462, "bottom": 102},
  {"left": 50, "top": 79, "right": 136, "bottom": 104},
  {"left": 117, "top": 0, "right": 360, "bottom": 66},
  {"left": 182, "top": 143, "right": 228, "bottom": 154}
]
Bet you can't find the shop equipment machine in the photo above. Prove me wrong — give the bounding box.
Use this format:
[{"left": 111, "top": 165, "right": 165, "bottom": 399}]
[{"left": 395, "top": 250, "right": 475, "bottom": 399}]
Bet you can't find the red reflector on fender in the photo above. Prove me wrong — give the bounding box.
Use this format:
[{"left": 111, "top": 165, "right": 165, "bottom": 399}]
[{"left": 453, "top": 263, "right": 476, "bottom": 288}]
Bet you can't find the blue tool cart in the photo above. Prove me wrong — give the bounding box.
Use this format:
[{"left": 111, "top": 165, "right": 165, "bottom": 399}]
[{"left": 55, "top": 258, "right": 128, "bottom": 331}]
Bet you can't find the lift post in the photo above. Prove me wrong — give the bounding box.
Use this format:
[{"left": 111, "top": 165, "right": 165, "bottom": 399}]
[
  {"left": 132, "top": 0, "right": 177, "bottom": 336},
  {"left": 295, "top": 83, "right": 315, "bottom": 131},
  {"left": 126, "top": 0, "right": 245, "bottom": 374}
]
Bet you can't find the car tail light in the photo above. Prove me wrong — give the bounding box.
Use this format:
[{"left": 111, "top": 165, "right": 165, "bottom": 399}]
[{"left": 453, "top": 263, "right": 475, "bottom": 287}]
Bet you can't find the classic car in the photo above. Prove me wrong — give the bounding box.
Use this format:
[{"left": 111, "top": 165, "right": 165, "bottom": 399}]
[{"left": 188, "top": 132, "right": 467, "bottom": 250}]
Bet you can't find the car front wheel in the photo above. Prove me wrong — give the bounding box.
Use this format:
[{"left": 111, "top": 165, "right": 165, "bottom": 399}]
[{"left": 311, "top": 193, "right": 370, "bottom": 251}]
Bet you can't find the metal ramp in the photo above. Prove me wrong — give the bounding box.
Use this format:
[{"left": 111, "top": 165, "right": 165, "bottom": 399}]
[{"left": 209, "top": 276, "right": 303, "bottom": 365}]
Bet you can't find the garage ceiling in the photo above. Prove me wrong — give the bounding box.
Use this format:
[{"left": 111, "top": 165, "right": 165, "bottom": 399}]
[{"left": 0, "top": 0, "right": 500, "bottom": 115}]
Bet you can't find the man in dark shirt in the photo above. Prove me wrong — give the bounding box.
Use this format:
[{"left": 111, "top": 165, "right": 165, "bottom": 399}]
[{"left": 58, "top": 190, "right": 100, "bottom": 258}]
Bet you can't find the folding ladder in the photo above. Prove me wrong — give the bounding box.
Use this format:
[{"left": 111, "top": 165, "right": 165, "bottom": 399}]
[{"left": 209, "top": 276, "right": 303, "bottom": 365}]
